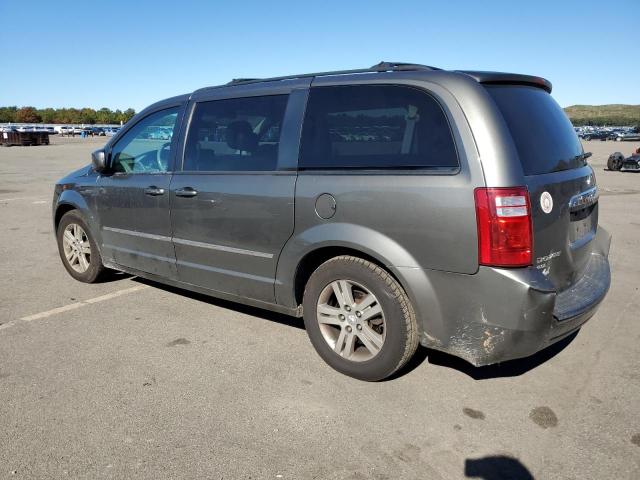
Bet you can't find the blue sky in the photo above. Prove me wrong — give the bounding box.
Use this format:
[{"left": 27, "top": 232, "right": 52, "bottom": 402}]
[{"left": 1, "top": 0, "right": 638, "bottom": 111}]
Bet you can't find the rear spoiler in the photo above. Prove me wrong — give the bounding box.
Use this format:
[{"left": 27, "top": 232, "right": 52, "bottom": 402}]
[{"left": 457, "top": 70, "right": 552, "bottom": 93}]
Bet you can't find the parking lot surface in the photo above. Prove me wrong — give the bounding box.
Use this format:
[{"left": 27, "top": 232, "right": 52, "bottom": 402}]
[{"left": 1, "top": 136, "right": 639, "bottom": 479}]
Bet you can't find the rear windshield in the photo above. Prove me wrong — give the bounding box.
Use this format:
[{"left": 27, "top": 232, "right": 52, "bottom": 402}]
[{"left": 485, "top": 85, "right": 583, "bottom": 175}]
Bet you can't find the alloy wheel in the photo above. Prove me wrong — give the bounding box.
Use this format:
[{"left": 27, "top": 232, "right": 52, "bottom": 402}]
[
  {"left": 316, "top": 279, "right": 386, "bottom": 362},
  {"left": 62, "top": 223, "right": 91, "bottom": 273}
]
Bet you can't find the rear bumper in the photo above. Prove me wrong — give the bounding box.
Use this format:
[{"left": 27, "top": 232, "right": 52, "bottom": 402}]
[{"left": 401, "top": 226, "right": 611, "bottom": 367}]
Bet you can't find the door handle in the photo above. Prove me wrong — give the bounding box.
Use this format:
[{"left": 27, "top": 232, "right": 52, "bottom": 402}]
[
  {"left": 175, "top": 187, "right": 198, "bottom": 197},
  {"left": 144, "top": 186, "right": 165, "bottom": 196}
]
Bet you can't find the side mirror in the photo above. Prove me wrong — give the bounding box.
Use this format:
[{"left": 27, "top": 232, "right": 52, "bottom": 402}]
[{"left": 91, "top": 149, "right": 107, "bottom": 172}]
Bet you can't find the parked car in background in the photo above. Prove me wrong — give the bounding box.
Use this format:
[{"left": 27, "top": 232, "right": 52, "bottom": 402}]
[
  {"left": 581, "top": 131, "right": 609, "bottom": 141},
  {"left": 104, "top": 127, "right": 120, "bottom": 136},
  {"left": 610, "top": 130, "right": 640, "bottom": 142},
  {"left": 53, "top": 62, "right": 611, "bottom": 381}
]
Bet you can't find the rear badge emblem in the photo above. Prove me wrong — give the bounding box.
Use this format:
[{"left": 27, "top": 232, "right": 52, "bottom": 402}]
[{"left": 540, "top": 191, "right": 553, "bottom": 214}]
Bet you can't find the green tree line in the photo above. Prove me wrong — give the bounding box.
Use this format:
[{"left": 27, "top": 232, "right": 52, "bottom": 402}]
[
  {"left": 564, "top": 104, "right": 640, "bottom": 127},
  {"left": 0, "top": 106, "right": 136, "bottom": 125}
]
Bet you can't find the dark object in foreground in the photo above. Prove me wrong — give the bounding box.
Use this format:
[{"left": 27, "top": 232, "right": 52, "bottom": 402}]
[
  {"left": 1, "top": 130, "right": 49, "bottom": 147},
  {"left": 607, "top": 149, "right": 640, "bottom": 171}
]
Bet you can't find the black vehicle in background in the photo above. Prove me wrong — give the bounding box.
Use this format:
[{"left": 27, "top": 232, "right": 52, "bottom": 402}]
[
  {"left": 607, "top": 149, "right": 640, "bottom": 171},
  {"left": 581, "top": 131, "right": 609, "bottom": 141}
]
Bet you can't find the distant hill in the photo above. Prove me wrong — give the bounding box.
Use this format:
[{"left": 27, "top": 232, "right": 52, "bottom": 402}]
[{"left": 564, "top": 104, "right": 640, "bottom": 126}]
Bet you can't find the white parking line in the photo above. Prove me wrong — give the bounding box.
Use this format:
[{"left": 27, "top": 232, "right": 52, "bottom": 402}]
[
  {"left": 0, "top": 197, "right": 47, "bottom": 203},
  {"left": 19, "top": 285, "right": 149, "bottom": 322},
  {"left": 31, "top": 200, "right": 47, "bottom": 204}
]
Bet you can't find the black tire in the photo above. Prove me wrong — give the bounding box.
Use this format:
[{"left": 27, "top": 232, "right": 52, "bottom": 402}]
[
  {"left": 607, "top": 152, "right": 624, "bottom": 171},
  {"left": 56, "top": 210, "right": 106, "bottom": 283},
  {"left": 302, "top": 256, "right": 419, "bottom": 381}
]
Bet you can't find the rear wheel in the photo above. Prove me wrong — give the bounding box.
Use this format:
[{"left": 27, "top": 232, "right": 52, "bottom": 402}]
[
  {"left": 302, "top": 256, "right": 418, "bottom": 381},
  {"left": 607, "top": 152, "right": 624, "bottom": 171},
  {"left": 56, "top": 210, "right": 106, "bottom": 283}
]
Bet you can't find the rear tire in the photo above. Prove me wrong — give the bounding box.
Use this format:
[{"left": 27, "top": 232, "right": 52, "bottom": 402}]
[
  {"left": 56, "top": 210, "right": 106, "bottom": 283},
  {"left": 302, "top": 256, "right": 419, "bottom": 381},
  {"left": 607, "top": 152, "right": 624, "bottom": 171}
]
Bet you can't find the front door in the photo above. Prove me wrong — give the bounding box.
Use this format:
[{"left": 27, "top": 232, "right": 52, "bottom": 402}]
[
  {"left": 170, "top": 89, "right": 304, "bottom": 302},
  {"left": 97, "top": 106, "right": 182, "bottom": 278}
]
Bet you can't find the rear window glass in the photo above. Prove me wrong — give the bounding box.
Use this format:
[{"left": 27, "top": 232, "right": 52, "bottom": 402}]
[
  {"left": 299, "top": 85, "right": 458, "bottom": 170},
  {"left": 485, "top": 85, "right": 583, "bottom": 175}
]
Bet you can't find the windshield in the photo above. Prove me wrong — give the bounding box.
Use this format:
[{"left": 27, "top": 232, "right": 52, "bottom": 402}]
[{"left": 485, "top": 85, "right": 583, "bottom": 175}]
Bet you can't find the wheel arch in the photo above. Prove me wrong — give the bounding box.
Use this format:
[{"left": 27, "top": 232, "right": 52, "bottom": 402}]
[
  {"left": 291, "top": 246, "right": 407, "bottom": 307},
  {"left": 282, "top": 224, "right": 428, "bottom": 304},
  {"left": 54, "top": 202, "right": 78, "bottom": 231},
  {"left": 54, "top": 190, "right": 101, "bottom": 245}
]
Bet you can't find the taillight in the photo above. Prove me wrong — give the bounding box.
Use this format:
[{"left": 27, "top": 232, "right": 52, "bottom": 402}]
[{"left": 474, "top": 187, "right": 532, "bottom": 267}]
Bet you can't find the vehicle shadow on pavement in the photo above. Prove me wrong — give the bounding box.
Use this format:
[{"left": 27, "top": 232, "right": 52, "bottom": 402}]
[
  {"left": 132, "top": 277, "right": 305, "bottom": 330},
  {"left": 464, "top": 455, "right": 534, "bottom": 480},
  {"left": 420, "top": 331, "right": 579, "bottom": 380}
]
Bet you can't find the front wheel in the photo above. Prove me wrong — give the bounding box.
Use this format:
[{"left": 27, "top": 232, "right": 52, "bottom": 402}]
[
  {"left": 303, "top": 256, "right": 418, "bottom": 381},
  {"left": 56, "top": 210, "right": 106, "bottom": 283}
]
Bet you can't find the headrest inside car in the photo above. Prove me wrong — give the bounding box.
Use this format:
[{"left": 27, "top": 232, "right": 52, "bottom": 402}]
[{"left": 226, "top": 121, "right": 258, "bottom": 153}]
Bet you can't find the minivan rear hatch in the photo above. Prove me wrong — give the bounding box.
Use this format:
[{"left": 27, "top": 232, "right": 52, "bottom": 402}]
[{"left": 485, "top": 85, "right": 599, "bottom": 294}]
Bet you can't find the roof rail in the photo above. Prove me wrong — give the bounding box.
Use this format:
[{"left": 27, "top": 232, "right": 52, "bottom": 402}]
[
  {"left": 214, "top": 61, "right": 440, "bottom": 90},
  {"left": 226, "top": 78, "right": 261, "bottom": 85}
]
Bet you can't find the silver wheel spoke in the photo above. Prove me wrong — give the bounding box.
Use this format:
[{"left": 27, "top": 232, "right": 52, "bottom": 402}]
[
  {"left": 357, "top": 293, "right": 377, "bottom": 310},
  {"left": 334, "top": 328, "right": 356, "bottom": 358},
  {"left": 79, "top": 242, "right": 91, "bottom": 254},
  {"left": 63, "top": 230, "right": 75, "bottom": 243},
  {"left": 317, "top": 304, "right": 343, "bottom": 326},
  {"left": 78, "top": 252, "right": 89, "bottom": 271},
  {"left": 357, "top": 324, "right": 384, "bottom": 355},
  {"left": 331, "top": 280, "right": 355, "bottom": 307},
  {"left": 360, "top": 304, "right": 383, "bottom": 322}
]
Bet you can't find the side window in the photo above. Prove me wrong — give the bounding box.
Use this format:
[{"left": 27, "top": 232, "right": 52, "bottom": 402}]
[
  {"left": 183, "top": 95, "right": 288, "bottom": 172},
  {"left": 110, "top": 107, "right": 179, "bottom": 174},
  {"left": 299, "top": 85, "right": 458, "bottom": 170}
]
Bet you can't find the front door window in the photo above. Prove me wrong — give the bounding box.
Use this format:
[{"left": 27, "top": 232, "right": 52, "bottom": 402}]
[{"left": 110, "top": 108, "right": 179, "bottom": 173}]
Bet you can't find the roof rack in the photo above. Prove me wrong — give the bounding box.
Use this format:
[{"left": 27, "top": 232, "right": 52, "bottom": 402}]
[{"left": 222, "top": 61, "right": 439, "bottom": 87}]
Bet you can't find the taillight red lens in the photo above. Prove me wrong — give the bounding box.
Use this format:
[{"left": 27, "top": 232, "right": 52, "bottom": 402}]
[{"left": 474, "top": 187, "right": 533, "bottom": 267}]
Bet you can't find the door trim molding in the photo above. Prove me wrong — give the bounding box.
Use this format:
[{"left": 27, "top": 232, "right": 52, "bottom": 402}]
[
  {"left": 103, "top": 226, "right": 172, "bottom": 242},
  {"left": 173, "top": 237, "right": 274, "bottom": 258},
  {"left": 103, "top": 226, "right": 274, "bottom": 259}
]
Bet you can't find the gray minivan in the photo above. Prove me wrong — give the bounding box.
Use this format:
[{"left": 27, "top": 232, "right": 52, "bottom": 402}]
[{"left": 53, "top": 62, "right": 611, "bottom": 381}]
